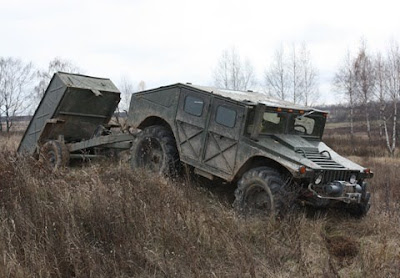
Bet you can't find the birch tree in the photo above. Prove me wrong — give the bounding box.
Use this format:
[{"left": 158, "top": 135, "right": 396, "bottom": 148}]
[
  {"left": 265, "top": 43, "right": 318, "bottom": 106},
  {"left": 374, "top": 52, "right": 387, "bottom": 137},
  {"left": 299, "top": 43, "right": 319, "bottom": 106},
  {"left": 383, "top": 41, "right": 400, "bottom": 156},
  {"left": 213, "top": 47, "right": 256, "bottom": 91},
  {"left": 289, "top": 44, "right": 302, "bottom": 104},
  {"left": 334, "top": 50, "right": 357, "bottom": 137},
  {"left": 354, "top": 40, "right": 375, "bottom": 139},
  {"left": 264, "top": 45, "right": 290, "bottom": 100}
]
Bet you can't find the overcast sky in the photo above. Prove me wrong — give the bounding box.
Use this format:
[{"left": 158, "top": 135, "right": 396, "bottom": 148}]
[{"left": 1, "top": 0, "right": 399, "bottom": 105}]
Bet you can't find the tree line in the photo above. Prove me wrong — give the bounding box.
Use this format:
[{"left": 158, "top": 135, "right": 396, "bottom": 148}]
[
  {"left": 333, "top": 39, "right": 400, "bottom": 156},
  {"left": 212, "top": 43, "right": 319, "bottom": 106}
]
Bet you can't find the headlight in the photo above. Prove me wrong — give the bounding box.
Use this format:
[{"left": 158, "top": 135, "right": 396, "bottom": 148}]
[
  {"left": 350, "top": 174, "right": 357, "bottom": 184},
  {"left": 315, "top": 173, "right": 323, "bottom": 185}
]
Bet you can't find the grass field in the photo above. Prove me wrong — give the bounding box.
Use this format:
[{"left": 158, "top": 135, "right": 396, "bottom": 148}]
[{"left": 0, "top": 128, "right": 399, "bottom": 277}]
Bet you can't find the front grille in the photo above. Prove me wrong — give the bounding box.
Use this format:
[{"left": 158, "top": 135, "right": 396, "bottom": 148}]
[{"left": 322, "top": 170, "right": 352, "bottom": 183}]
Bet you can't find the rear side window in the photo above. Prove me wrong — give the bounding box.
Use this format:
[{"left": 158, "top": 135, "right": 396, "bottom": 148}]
[
  {"left": 184, "top": 95, "right": 204, "bottom": 116},
  {"left": 216, "top": 106, "right": 236, "bottom": 128}
]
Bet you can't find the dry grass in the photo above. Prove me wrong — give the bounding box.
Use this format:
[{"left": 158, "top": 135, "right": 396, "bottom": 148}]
[
  {"left": 0, "top": 131, "right": 23, "bottom": 152},
  {"left": 0, "top": 132, "right": 400, "bottom": 277},
  {"left": 322, "top": 134, "right": 397, "bottom": 158}
]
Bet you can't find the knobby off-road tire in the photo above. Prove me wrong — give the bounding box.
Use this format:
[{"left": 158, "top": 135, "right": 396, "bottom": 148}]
[
  {"left": 234, "top": 167, "right": 294, "bottom": 217},
  {"left": 347, "top": 191, "right": 371, "bottom": 218},
  {"left": 39, "top": 140, "right": 70, "bottom": 170},
  {"left": 130, "top": 125, "right": 180, "bottom": 176}
]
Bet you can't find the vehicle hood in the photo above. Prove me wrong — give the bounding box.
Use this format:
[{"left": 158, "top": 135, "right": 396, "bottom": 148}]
[{"left": 254, "top": 134, "right": 365, "bottom": 172}]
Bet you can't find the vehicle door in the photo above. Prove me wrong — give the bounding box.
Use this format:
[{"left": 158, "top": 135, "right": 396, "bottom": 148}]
[
  {"left": 175, "top": 89, "right": 210, "bottom": 164},
  {"left": 203, "top": 98, "right": 245, "bottom": 175}
]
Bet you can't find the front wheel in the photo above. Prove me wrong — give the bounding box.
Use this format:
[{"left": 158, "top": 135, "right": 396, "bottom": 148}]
[
  {"left": 130, "top": 125, "right": 180, "bottom": 176},
  {"left": 346, "top": 192, "right": 371, "bottom": 218},
  {"left": 234, "top": 167, "right": 294, "bottom": 217}
]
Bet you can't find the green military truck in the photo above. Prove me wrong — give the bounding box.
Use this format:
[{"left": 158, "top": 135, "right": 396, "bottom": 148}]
[
  {"left": 128, "top": 83, "right": 373, "bottom": 216},
  {"left": 19, "top": 73, "right": 373, "bottom": 217}
]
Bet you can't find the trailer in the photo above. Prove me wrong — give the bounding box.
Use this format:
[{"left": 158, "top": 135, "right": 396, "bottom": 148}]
[{"left": 18, "top": 72, "right": 134, "bottom": 168}]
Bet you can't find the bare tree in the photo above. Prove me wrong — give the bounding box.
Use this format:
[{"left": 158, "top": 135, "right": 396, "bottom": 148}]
[
  {"left": 34, "top": 57, "right": 81, "bottom": 100},
  {"left": 137, "top": 80, "right": 146, "bottom": 92},
  {"left": 265, "top": 43, "right": 318, "bottom": 106},
  {"left": 374, "top": 52, "right": 387, "bottom": 137},
  {"left": 299, "top": 43, "right": 319, "bottom": 106},
  {"left": 118, "top": 77, "right": 136, "bottom": 113},
  {"left": 334, "top": 50, "right": 357, "bottom": 137},
  {"left": 0, "top": 57, "right": 35, "bottom": 132},
  {"left": 213, "top": 47, "right": 256, "bottom": 91},
  {"left": 264, "top": 45, "right": 290, "bottom": 100},
  {"left": 383, "top": 40, "right": 400, "bottom": 156},
  {"left": 354, "top": 39, "right": 375, "bottom": 139},
  {"left": 289, "top": 44, "right": 302, "bottom": 104}
]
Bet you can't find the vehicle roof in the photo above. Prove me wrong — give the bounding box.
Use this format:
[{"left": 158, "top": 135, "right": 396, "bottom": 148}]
[
  {"left": 57, "top": 72, "right": 120, "bottom": 93},
  {"left": 147, "top": 83, "right": 327, "bottom": 113}
]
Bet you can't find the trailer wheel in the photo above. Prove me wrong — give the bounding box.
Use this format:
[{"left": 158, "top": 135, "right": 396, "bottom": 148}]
[
  {"left": 234, "top": 167, "right": 293, "bottom": 217},
  {"left": 39, "top": 140, "right": 70, "bottom": 170},
  {"left": 130, "top": 125, "right": 180, "bottom": 176}
]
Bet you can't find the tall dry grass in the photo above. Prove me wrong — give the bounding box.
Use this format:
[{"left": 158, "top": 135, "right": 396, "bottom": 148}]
[{"left": 0, "top": 133, "right": 400, "bottom": 277}]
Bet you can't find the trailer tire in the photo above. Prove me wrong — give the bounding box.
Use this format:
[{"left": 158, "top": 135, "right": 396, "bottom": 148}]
[
  {"left": 234, "top": 167, "right": 293, "bottom": 217},
  {"left": 39, "top": 140, "right": 70, "bottom": 170},
  {"left": 130, "top": 125, "right": 180, "bottom": 176}
]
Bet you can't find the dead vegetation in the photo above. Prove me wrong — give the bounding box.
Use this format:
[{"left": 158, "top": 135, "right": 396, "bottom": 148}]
[{"left": 0, "top": 132, "right": 399, "bottom": 277}]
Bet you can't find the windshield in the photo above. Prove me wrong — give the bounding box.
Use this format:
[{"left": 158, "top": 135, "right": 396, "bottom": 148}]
[
  {"left": 288, "top": 114, "right": 324, "bottom": 136},
  {"left": 257, "top": 111, "right": 325, "bottom": 137},
  {"left": 260, "top": 112, "right": 287, "bottom": 133}
]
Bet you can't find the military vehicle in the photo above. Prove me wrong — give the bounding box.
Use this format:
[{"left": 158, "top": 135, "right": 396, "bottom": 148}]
[
  {"left": 19, "top": 73, "right": 373, "bottom": 217},
  {"left": 128, "top": 83, "right": 373, "bottom": 216}
]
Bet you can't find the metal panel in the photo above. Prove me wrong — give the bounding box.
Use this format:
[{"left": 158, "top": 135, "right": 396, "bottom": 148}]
[
  {"left": 175, "top": 89, "right": 210, "bottom": 163},
  {"left": 18, "top": 74, "right": 66, "bottom": 154},
  {"left": 18, "top": 72, "right": 120, "bottom": 155},
  {"left": 204, "top": 98, "right": 245, "bottom": 175}
]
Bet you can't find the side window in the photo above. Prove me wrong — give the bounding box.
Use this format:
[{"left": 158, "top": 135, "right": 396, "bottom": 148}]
[
  {"left": 216, "top": 106, "right": 236, "bottom": 128},
  {"left": 184, "top": 95, "right": 204, "bottom": 116}
]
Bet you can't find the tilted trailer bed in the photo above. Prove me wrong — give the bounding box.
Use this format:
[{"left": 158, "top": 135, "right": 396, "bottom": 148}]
[{"left": 18, "top": 72, "right": 135, "bottom": 168}]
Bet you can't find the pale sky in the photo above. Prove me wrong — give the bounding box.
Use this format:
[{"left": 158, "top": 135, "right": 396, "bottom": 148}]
[{"left": 1, "top": 0, "right": 399, "bottom": 105}]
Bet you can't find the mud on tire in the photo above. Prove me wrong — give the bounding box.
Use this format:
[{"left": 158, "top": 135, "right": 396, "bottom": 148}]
[
  {"left": 234, "top": 167, "right": 295, "bottom": 217},
  {"left": 130, "top": 125, "right": 180, "bottom": 176}
]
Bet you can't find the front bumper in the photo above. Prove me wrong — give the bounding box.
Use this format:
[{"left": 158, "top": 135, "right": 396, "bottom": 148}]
[{"left": 308, "top": 181, "right": 368, "bottom": 204}]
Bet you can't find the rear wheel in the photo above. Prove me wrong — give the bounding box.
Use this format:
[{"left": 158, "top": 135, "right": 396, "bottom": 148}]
[
  {"left": 130, "top": 125, "right": 180, "bottom": 176},
  {"left": 39, "top": 140, "right": 70, "bottom": 170},
  {"left": 234, "top": 167, "right": 294, "bottom": 217}
]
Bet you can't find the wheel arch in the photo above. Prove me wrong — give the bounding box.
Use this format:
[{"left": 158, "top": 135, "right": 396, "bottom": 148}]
[
  {"left": 138, "top": 116, "right": 173, "bottom": 132},
  {"left": 233, "top": 155, "right": 293, "bottom": 182}
]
